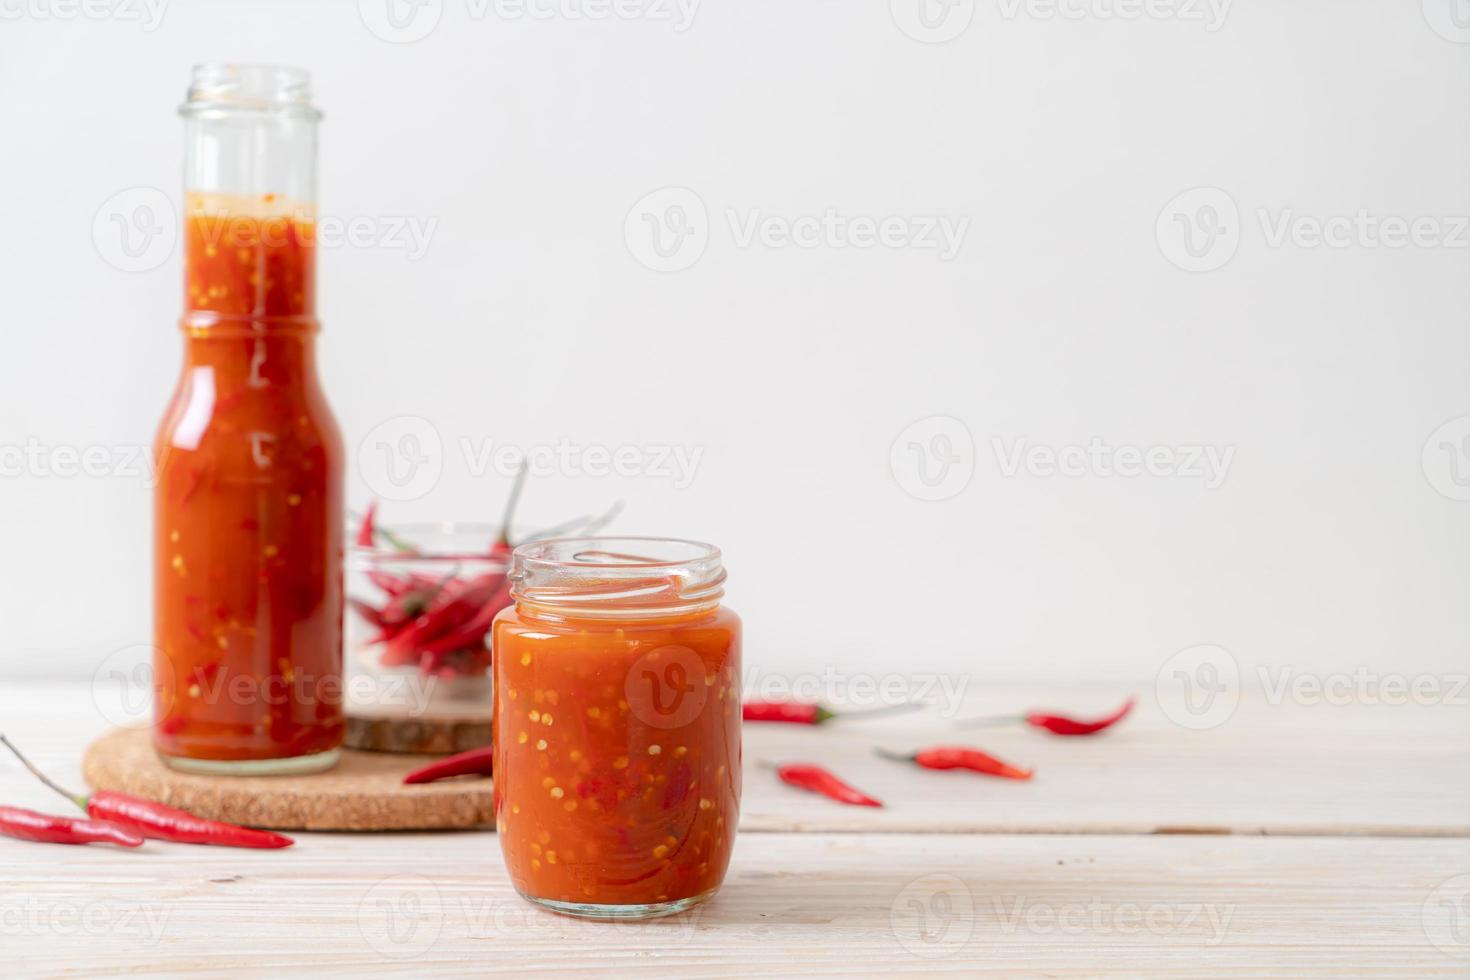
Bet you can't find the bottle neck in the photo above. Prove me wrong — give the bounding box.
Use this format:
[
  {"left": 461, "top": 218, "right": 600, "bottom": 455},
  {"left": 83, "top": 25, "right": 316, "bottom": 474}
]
[
  {"left": 178, "top": 325, "right": 320, "bottom": 391},
  {"left": 180, "top": 65, "right": 321, "bottom": 327},
  {"left": 182, "top": 197, "right": 317, "bottom": 322}
]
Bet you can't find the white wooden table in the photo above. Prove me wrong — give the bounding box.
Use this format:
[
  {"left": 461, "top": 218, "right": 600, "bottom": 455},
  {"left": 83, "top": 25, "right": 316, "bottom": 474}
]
[{"left": 3, "top": 679, "right": 1467, "bottom": 976}]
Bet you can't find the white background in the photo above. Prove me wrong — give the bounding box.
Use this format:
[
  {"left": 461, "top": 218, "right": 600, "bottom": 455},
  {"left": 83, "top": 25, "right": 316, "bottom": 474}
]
[{"left": 1, "top": 0, "right": 1467, "bottom": 693}]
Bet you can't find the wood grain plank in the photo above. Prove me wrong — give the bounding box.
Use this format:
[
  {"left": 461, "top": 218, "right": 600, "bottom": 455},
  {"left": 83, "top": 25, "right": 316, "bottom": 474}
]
[
  {"left": 3, "top": 832, "right": 1467, "bottom": 976},
  {"left": 5, "top": 681, "right": 1463, "bottom": 837}
]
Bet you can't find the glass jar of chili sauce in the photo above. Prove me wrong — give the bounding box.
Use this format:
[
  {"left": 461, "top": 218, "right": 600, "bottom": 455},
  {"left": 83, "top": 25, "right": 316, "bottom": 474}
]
[
  {"left": 152, "top": 65, "right": 344, "bottom": 775},
  {"left": 493, "top": 538, "right": 741, "bottom": 918}
]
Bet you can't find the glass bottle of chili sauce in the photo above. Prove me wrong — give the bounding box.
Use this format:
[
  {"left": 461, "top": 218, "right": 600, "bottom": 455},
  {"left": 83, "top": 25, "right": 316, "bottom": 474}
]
[
  {"left": 493, "top": 538, "right": 741, "bottom": 918},
  {"left": 153, "top": 65, "right": 344, "bottom": 775}
]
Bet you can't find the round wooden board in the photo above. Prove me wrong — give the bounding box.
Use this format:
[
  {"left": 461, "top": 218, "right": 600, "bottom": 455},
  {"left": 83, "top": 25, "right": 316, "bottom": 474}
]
[
  {"left": 344, "top": 710, "right": 492, "bottom": 755},
  {"left": 82, "top": 728, "right": 493, "bottom": 832}
]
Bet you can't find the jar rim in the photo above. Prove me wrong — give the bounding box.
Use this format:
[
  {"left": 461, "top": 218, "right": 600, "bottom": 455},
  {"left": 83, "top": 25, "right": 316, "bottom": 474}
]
[
  {"left": 510, "top": 536, "right": 726, "bottom": 618},
  {"left": 181, "top": 63, "right": 322, "bottom": 119},
  {"left": 513, "top": 536, "right": 720, "bottom": 570}
]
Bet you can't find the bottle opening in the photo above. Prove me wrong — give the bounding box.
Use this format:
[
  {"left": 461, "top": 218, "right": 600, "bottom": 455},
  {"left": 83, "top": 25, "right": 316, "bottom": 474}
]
[
  {"left": 182, "top": 64, "right": 320, "bottom": 118},
  {"left": 510, "top": 537, "right": 726, "bottom": 620}
]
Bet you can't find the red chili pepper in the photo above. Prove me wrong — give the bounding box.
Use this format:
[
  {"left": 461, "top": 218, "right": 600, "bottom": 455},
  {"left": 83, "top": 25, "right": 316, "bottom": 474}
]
[
  {"left": 742, "top": 699, "right": 924, "bottom": 725},
  {"left": 1026, "top": 697, "right": 1134, "bottom": 735},
  {"left": 402, "top": 746, "right": 494, "bottom": 784},
  {"left": 772, "top": 763, "right": 882, "bottom": 807},
  {"left": 954, "top": 696, "right": 1135, "bottom": 736},
  {"left": 355, "top": 501, "right": 377, "bottom": 547},
  {"left": 0, "top": 805, "right": 143, "bottom": 848},
  {"left": 382, "top": 572, "right": 507, "bottom": 669},
  {"left": 417, "top": 580, "right": 512, "bottom": 658},
  {"left": 366, "top": 568, "right": 412, "bottom": 598},
  {"left": 0, "top": 735, "right": 294, "bottom": 849},
  {"left": 348, "top": 597, "right": 387, "bottom": 630},
  {"left": 875, "top": 745, "right": 1034, "bottom": 780}
]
